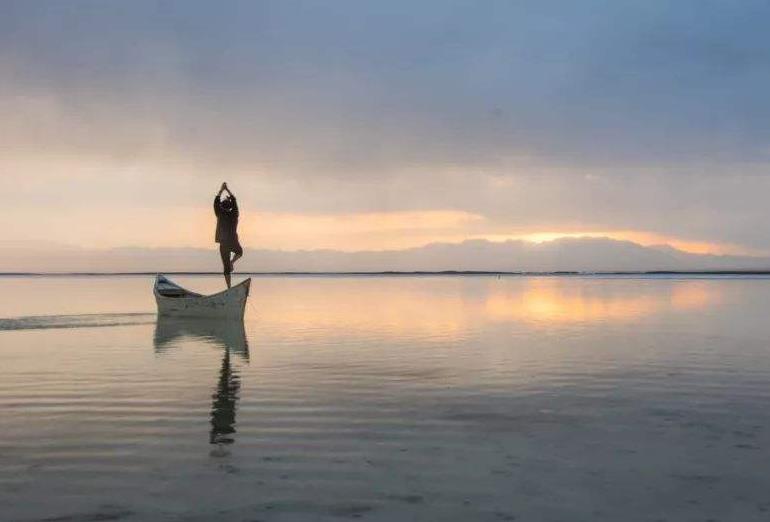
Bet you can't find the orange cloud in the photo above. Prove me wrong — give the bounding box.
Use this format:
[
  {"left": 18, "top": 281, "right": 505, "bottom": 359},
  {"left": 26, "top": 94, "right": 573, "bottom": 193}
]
[{"left": 240, "top": 210, "right": 484, "bottom": 251}]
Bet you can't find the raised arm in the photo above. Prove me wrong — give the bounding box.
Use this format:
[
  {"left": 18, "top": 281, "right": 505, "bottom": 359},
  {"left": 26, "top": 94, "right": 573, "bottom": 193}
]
[
  {"left": 214, "top": 183, "right": 226, "bottom": 215},
  {"left": 222, "top": 183, "right": 237, "bottom": 213}
]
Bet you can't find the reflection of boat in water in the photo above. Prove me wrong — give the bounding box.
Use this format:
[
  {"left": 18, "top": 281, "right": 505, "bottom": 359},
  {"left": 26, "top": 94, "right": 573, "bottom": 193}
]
[
  {"left": 153, "top": 317, "right": 249, "bottom": 361},
  {"left": 154, "top": 275, "right": 251, "bottom": 319},
  {"left": 153, "top": 316, "right": 249, "bottom": 449}
]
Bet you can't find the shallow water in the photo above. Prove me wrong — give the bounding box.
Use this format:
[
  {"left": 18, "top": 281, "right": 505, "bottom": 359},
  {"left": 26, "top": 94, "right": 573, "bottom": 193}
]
[{"left": 1, "top": 275, "right": 769, "bottom": 521}]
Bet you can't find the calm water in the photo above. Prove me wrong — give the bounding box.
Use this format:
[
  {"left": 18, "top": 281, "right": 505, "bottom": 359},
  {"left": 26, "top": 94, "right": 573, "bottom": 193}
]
[{"left": 1, "top": 275, "right": 770, "bottom": 522}]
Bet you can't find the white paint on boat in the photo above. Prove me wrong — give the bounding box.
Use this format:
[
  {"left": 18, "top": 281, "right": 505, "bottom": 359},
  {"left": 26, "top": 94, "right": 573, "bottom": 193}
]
[{"left": 153, "top": 275, "right": 251, "bottom": 319}]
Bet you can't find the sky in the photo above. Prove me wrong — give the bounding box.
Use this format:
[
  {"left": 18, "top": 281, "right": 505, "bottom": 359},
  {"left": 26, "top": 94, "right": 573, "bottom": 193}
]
[{"left": 2, "top": 0, "right": 770, "bottom": 258}]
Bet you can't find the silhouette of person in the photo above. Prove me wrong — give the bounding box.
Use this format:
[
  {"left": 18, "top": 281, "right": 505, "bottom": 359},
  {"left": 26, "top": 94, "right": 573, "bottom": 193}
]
[{"left": 214, "top": 182, "right": 243, "bottom": 288}]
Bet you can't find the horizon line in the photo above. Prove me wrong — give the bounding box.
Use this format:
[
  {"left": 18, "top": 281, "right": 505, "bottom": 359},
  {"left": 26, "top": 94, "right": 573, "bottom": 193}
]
[{"left": 3, "top": 270, "right": 770, "bottom": 277}]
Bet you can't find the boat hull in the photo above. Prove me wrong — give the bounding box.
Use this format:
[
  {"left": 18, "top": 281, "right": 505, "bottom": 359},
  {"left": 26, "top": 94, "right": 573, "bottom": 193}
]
[{"left": 154, "top": 276, "right": 251, "bottom": 319}]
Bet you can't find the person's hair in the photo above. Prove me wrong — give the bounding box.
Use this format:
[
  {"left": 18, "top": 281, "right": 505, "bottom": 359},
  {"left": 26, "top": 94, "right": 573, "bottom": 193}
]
[{"left": 221, "top": 197, "right": 233, "bottom": 210}]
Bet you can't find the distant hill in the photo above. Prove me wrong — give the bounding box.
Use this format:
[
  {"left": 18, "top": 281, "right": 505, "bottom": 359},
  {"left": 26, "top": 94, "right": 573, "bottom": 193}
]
[{"left": 2, "top": 237, "right": 770, "bottom": 273}]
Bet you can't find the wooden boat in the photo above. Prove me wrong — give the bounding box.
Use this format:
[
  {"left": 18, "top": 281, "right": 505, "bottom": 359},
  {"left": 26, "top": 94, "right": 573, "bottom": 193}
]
[{"left": 153, "top": 275, "right": 251, "bottom": 319}]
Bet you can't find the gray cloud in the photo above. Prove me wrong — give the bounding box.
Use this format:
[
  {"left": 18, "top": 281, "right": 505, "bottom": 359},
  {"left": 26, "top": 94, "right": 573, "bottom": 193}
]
[
  {"left": 4, "top": 0, "right": 770, "bottom": 170},
  {"left": 2, "top": 1, "right": 770, "bottom": 250}
]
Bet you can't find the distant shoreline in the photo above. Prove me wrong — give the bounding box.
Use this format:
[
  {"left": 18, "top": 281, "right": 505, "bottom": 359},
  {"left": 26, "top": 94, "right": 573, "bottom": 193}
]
[{"left": 3, "top": 270, "right": 770, "bottom": 277}]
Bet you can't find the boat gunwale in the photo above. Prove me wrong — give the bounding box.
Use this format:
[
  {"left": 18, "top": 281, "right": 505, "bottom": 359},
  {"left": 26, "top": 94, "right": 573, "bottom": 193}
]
[{"left": 153, "top": 275, "right": 251, "bottom": 301}]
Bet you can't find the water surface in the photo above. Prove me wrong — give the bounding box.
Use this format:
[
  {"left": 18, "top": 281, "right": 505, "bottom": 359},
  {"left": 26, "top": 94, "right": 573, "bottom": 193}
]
[{"left": 1, "top": 275, "right": 769, "bottom": 521}]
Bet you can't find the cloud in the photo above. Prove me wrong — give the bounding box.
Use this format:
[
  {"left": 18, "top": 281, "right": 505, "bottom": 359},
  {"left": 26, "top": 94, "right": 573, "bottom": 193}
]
[
  {"left": 2, "top": 1, "right": 770, "bottom": 252},
  {"left": 4, "top": 0, "right": 770, "bottom": 172}
]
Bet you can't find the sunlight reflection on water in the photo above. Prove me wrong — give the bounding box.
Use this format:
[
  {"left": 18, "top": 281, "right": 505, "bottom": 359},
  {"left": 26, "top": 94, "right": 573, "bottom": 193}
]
[{"left": 1, "top": 275, "right": 769, "bottom": 522}]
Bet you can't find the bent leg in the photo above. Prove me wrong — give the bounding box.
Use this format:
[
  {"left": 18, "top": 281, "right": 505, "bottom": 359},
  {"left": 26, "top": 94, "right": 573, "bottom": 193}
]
[{"left": 231, "top": 242, "right": 243, "bottom": 267}]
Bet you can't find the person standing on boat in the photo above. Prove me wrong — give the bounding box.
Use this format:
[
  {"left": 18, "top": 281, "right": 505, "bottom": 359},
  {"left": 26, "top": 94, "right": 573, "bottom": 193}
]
[{"left": 214, "top": 182, "right": 243, "bottom": 288}]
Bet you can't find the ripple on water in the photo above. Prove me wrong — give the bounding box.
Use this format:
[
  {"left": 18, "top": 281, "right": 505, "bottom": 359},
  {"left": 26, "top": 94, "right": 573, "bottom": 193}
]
[
  {"left": 0, "top": 313, "right": 156, "bottom": 331},
  {"left": 2, "top": 276, "right": 770, "bottom": 521}
]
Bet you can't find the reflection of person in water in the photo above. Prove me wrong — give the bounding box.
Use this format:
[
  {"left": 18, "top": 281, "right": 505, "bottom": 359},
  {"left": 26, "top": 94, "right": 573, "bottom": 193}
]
[
  {"left": 152, "top": 317, "right": 248, "bottom": 453},
  {"left": 209, "top": 349, "right": 240, "bottom": 446}
]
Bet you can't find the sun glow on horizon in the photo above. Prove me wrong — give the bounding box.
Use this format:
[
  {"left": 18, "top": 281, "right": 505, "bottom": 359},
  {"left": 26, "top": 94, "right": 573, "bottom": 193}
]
[
  {"left": 0, "top": 196, "right": 754, "bottom": 257},
  {"left": 477, "top": 231, "right": 750, "bottom": 256},
  {"left": 239, "top": 212, "right": 750, "bottom": 255}
]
